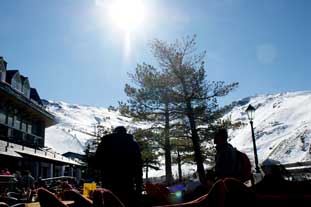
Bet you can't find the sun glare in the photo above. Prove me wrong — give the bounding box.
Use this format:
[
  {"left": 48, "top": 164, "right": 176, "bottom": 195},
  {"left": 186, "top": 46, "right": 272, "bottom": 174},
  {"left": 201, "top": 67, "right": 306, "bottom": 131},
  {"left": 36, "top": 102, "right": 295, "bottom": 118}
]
[{"left": 108, "top": 0, "right": 145, "bottom": 32}]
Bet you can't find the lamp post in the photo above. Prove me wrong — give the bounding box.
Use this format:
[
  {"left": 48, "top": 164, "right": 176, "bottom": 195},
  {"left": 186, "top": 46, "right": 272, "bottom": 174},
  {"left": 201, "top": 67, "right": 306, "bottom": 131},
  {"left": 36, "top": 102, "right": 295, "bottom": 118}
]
[{"left": 246, "top": 104, "right": 260, "bottom": 173}]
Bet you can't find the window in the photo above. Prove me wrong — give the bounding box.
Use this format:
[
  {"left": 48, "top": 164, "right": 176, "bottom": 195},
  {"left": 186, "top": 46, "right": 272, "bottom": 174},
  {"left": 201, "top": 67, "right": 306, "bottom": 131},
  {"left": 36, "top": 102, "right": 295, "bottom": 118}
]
[
  {"left": 0, "top": 111, "right": 5, "bottom": 124},
  {"left": 22, "top": 122, "right": 27, "bottom": 132},
  {"left": 37, "top": 138, "right": 44, "bottom": 147},
  {"left": 27, "top": 124, "right": 32, "bottom": 134},
  {"left": 0, "top": 72, "right": 5, "bottom": 82},
  {"left": 8, "top": 128, "right": 13, "bottom": 137},
  {"left": 22, "top": 79, "right": 30, "bottom": 98},
  {"left": 7, "top": 115, "right": 13, "bottom": 126},
  {"left": 32, "top": 121, "right": 43, "bottom": 137},
  {"left": 14, "top": 116, "right": 21, "bottom": 129},
  {"left": 11, "top": 73, "right": 22, "bottom": 91}
]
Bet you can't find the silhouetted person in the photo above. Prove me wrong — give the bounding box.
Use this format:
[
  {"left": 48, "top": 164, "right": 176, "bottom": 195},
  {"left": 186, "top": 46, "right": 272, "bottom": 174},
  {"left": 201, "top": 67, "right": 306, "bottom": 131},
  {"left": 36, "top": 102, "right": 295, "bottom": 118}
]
[
  {"left": 21, "top": 170, "right": 35, "bottom": 190},
  {"left": 214, "top": 128, "right": 239, "bottom": 180},
  {"left": 95, "top": 126, "right": 142, "bottom": 207},
  {"left": 0, "top": 168, "right": 11, "bottom": 175},
  {"left": 35, "top": 177, "right": 48, "bottom": 189}
]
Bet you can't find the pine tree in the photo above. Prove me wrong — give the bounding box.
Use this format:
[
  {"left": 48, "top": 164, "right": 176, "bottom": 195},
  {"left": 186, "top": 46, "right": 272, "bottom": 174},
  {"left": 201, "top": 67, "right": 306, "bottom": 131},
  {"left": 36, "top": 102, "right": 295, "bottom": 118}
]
[
  {"left": 120, "top": 64, "right": 176, "bottom": 184},
  {"left": 151, "top": 35, "right": 238, "bottom": 183},
  {"left": 82, "top": 124, "right": 111, "bottom": 182},
  {"left": 122, "top": 35, "right": 238, "bottom": 184},
  {"left": 132, "top": 129, "right": 161, "bottom": 181},
  {"left": 170, "top": 136, "right": 193, "bottom": 182}
]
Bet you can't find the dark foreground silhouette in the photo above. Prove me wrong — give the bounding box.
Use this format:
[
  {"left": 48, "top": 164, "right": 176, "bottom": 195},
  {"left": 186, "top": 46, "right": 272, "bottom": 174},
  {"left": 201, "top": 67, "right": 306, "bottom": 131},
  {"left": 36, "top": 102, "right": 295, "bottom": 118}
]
[
  {"left": 95, "top": 126, "right": 143, "bottom": 207},
  {"left": 2, "top": 176, "right": 311, "bottom": 207}
]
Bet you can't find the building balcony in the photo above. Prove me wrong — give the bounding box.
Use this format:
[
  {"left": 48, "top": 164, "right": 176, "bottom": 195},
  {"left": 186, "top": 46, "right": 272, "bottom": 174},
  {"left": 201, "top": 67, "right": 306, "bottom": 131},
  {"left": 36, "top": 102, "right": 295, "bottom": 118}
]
[
  {"left": 0, "top": 123, "right": 44, "bottom": 148},
  {"left": 0, "top": 81, "right": 56, "bottom": 127}
]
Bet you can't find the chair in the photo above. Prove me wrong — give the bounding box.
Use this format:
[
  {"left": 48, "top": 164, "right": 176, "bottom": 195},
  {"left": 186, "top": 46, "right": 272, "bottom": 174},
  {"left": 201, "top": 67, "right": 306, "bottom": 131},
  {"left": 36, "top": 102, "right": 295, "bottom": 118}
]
[
  {"left": 154, "top": 178, "right": 255, "bottom": 207},
  {"left": 92, "top": 188, "right": 125, "bottom": 207},
  {"left": 145, "top": 183, "right": 171, "bottom": 206},
  {"left": 62, "top": 190, "right": 92, "bottom": 207},
  {"left": 37, "top": 188, "right": 68, "bottom": 207}
]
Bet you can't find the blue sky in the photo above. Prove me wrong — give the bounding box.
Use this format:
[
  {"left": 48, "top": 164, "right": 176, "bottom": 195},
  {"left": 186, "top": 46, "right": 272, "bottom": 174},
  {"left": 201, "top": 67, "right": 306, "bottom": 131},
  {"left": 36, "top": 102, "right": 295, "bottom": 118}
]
[{"left": 0, "top": 0, "right": 310, "bottom": 107}]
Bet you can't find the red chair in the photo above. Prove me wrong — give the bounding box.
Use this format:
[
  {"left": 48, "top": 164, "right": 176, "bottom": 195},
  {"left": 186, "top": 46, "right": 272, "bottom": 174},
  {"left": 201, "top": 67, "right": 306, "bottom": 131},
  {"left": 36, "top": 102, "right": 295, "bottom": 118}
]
[
  {"left": 37, "top": 188, "right": 68, "bottom": 207},
  {"left": 155, "top": 178, "right": 255, "bottom": 207},
  {"left": 92, "top": 188, "right": 125, "bottom": 207}
]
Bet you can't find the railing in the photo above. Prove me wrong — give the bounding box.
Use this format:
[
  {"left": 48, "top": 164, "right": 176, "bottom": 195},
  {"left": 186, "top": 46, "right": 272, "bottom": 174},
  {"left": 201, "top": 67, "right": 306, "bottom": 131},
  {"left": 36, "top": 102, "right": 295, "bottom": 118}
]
[
  {"left": 0, "top": 123, "right": 44, "bottom": 148},
  {"left": 0, "top": 139, "right": 82, "bottom": 165},
  {"left": 0, "top": 81, "right": 55, "bottom": 121},
  {"left": 282, "top": 162, "right": 311, "bottom": 174},
  {"left": 0, "top": 175, "right": 15, "bottom": 193},
  {"left": 261, "top": 161, "right": 311, "bottom": 181},
  {"left": 42, "top": 176, "right": 74, "bottom": 182}
]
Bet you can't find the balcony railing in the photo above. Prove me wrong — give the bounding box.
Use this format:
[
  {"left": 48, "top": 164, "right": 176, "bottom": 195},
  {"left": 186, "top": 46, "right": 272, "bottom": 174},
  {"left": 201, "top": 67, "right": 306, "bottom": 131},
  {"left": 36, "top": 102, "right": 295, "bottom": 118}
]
[
  {"left": 0, "top": 123, "right": 44, "bottom": 148},
  {"left": 0, "top": 81, "right": 55, "bottom": 123}
]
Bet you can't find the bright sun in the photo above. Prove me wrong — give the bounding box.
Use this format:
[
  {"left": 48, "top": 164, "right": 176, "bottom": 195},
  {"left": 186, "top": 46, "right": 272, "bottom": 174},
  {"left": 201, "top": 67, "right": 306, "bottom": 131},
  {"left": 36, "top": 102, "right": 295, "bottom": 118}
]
[{"left": 108, "top": 0, "right": 145, "bottom": 32}]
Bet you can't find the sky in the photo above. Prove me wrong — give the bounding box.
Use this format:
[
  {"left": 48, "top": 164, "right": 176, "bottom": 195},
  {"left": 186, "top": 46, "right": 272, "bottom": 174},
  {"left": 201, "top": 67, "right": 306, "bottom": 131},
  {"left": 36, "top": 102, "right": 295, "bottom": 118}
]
[{"left": 0, "top": 0, "right": 310, "bottom": 107}]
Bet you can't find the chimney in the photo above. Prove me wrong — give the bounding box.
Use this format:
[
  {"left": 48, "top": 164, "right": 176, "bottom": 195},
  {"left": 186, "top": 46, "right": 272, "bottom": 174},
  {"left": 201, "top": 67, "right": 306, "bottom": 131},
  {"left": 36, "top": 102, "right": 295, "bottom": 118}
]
[{"left": 0, "top": 57, "right": 7, "bottom": 82}]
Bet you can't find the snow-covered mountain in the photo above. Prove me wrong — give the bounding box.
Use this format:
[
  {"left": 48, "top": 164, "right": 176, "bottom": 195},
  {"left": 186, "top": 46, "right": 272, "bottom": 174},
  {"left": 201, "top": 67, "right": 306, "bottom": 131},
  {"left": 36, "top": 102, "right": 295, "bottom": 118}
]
[
  {"left": 226, "top": 91, "right": 311, "bottom": 165},
  {"left": 44, "top": 101, "right": 136, "bottom": 154},
  {"left": 44, "top": 91, "right": 311, "bottom": 176}
]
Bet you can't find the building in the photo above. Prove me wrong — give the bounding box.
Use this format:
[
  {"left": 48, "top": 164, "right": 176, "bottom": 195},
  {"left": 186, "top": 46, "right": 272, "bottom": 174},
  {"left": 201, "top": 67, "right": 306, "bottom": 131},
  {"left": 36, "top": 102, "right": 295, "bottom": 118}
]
[
  {"left": 62, "top": 152, "right": 85, "bottom": 161},
  {"left": 0, "top": 57, "right": 82, "bottom": 179}
]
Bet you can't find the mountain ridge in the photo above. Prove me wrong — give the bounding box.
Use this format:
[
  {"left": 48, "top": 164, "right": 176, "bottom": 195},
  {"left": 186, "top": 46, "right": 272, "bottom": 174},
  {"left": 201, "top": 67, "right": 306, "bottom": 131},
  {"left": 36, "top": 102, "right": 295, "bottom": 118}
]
[{"left": 44, "top": 90, "right": 311, "bottom": 177}]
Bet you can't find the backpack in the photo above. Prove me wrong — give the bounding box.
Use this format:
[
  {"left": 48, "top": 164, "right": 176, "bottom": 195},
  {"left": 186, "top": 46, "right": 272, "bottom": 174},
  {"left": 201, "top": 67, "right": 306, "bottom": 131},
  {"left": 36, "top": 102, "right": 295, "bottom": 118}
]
[{"left": 235, "top": 149, "right": 252, "bottom": 182}]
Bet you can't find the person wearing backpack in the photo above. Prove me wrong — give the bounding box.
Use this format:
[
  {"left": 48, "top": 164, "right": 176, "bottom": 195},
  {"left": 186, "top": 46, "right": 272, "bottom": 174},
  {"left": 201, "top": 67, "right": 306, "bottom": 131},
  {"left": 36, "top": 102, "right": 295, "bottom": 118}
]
[{"left": 214, "top": 128, "right": 252, "bottom": 183}]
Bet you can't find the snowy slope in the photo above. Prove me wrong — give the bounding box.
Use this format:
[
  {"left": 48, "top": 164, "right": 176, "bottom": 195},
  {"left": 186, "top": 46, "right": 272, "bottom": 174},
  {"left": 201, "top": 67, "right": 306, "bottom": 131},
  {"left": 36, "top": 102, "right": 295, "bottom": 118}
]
[
  {"left": 44, "top": 101, "right": 135, "bottom": 154},
  {"left": 226, "top": 91, "right": 311, "bottom": 165},
  {"left": 43, "top": 91, "right": 311, "bottom": 177}
]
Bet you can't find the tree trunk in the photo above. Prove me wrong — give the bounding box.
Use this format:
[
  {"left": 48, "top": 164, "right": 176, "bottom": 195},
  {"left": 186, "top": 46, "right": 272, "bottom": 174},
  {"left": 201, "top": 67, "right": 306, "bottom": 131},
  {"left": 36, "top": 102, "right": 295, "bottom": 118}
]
[
  {"left": 145, "top": 165, "right": 149, "bottom": 181},
  {"left": 186, "top": 101, "right": 206, "bottom": 184},
  {"left": 176, "top": 71, "right": 206, "bottom": 184},
  {"left": 177, "top": 149, "right": 182, "bottom": 182},
  {"left": 164, "top": 103, "right": 173, "bottom": 185}
]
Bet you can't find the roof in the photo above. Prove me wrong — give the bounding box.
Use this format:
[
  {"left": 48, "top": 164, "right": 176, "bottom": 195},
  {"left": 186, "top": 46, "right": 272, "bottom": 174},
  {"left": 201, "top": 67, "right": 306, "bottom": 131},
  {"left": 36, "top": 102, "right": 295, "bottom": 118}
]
[
  {"left": 62, "top": 152, "right": 85, "bottom": 160},
  {"left": 30, "top": 88, "right": 43, "bottom": 105},
  {"left": 0, "top": 140, "right": 82, "bottom": 166},
  {"left": 62, "top": 152, "right": 84, "bottom": 156},
  {"left": 0, "top": 81, "right": 56, "bottom": 127},
  {"left": 5, "top": 70, "right": 19, "bottom": 84},
  {"left": 0, "top": 143, "right": 23, "bottom": 158},
  {"left": 20, "top": 75, "right": 29, "bottom": 84}
]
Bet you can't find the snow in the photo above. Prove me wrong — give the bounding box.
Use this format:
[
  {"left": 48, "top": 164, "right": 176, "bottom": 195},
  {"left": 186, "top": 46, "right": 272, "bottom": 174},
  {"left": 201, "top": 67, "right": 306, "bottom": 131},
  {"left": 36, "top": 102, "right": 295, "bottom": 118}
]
[
  {"left": 227, "top": 91, "right": 311, "bottom": 165},
  {"left": 45, "top": 100, "right": 137, "bottom": 154},
  {"left": 44, "top": 91, "right": 311, "bottom": 178},
  {"left": 0, "top": 140, "right": 81, "bottom": 165}
]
